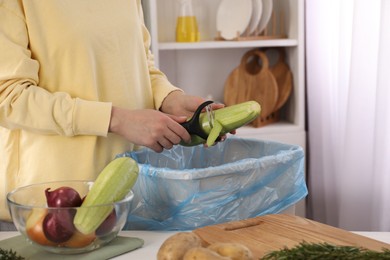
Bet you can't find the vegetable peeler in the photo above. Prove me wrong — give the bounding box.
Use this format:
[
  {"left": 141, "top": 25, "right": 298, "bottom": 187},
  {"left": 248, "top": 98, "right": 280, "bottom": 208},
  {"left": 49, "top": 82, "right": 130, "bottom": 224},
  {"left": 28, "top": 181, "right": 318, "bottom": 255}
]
[{"left": 180, "top": 100, "right": 215, "bottom": 140}]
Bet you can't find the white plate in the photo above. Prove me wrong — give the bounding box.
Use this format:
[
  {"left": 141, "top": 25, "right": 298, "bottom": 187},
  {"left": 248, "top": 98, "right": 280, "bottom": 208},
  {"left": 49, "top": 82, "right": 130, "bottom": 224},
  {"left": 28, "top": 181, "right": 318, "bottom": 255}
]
[
  {"left": 216, "top": 0, "right": 253, "bottom": 40},
  {"left": 246, "top": 0, "right": 263, "bottom": 35},
  {"left": 257, "top": 0, "right": 273, "bottom": 34}
]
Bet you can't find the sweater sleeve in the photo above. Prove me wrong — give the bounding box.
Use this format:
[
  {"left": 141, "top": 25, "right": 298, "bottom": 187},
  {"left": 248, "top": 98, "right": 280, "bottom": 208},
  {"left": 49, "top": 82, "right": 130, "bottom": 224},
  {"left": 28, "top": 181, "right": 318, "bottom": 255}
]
[
  {"left": 0, "top": 1, "right": 112, "bottom": 137},
  {"left": 137, "top": 1, "right": 183, "bottom": 110}
]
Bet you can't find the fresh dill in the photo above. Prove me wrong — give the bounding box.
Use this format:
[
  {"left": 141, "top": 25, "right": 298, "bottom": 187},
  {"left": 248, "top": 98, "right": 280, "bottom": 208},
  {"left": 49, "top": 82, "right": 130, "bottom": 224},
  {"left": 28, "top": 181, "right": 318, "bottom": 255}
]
[
  {"left": 0, "top": 248, "right": 24, "bottom": 260},
  {"left": 261, "top": 242, "right": 390, "bottom": 260}
]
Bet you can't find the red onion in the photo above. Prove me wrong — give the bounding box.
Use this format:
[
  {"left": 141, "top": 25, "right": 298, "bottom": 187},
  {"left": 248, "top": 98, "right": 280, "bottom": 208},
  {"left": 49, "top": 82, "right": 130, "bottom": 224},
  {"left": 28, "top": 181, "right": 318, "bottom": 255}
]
[
  {"left": 45, "top": 187, "right": 82, "bottom": 208},
  {"left": 96, "top": 210, "right": 117, "bottom": 236},
  {"left": 42, "top": 209, "right": 76, "bottom": 243}
]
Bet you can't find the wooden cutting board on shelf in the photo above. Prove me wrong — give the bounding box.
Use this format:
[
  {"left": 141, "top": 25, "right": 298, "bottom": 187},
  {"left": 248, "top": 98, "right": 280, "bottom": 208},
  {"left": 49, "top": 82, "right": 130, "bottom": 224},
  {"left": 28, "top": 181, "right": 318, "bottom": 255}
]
[
  {"left": 193, "top": 214, "right": 390, "bottom": 259},
  {"left": 223, "top": 49, "right": 279, "bottom": 120},
  {"left": 269, "top": 48, "right": 293, "bottom": 111},
  {"left": 247, "top": 48, "right": 293, "bottom": 112}
]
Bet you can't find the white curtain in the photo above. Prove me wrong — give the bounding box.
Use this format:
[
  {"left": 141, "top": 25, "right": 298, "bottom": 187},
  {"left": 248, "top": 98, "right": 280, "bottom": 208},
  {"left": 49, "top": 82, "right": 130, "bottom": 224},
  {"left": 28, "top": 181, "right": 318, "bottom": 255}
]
[{"left": 306, "top": 0, "right": 390, "bottom": 231}]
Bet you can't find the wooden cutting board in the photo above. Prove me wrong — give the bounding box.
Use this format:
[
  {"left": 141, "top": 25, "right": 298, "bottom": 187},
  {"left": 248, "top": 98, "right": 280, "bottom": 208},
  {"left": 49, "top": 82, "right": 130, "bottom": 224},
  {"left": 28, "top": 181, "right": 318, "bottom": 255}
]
[
  {"left": 223, "top": 49, "right": 279, "bottom": 120},
  {"left": 247, "top": 48, "right": 293, "bottom": 112},
  {"left": 269, "top": 48, "right": 293, "bottom": 111},
  {"left": 193, "top": 214, "right": 390, "bottom": 259}
]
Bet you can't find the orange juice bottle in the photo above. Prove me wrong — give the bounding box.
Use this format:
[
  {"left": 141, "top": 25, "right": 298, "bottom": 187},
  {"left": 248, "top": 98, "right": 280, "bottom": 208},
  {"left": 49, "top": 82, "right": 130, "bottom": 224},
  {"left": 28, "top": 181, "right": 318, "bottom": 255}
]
[{"left": 176, "top": 0, "right": 200, "bottom": 42}]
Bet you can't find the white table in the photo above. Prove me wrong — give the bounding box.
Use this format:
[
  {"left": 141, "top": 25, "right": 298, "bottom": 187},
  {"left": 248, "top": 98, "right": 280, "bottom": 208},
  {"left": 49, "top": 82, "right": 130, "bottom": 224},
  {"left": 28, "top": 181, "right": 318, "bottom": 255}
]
[{"left": 0, "top": 231, "right": 389, "bottom": 259}]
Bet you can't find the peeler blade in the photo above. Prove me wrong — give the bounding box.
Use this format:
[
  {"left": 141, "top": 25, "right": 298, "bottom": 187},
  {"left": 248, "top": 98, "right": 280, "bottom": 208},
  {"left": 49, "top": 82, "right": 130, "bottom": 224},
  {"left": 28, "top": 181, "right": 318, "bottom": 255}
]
[{"left": 205, "top": 104, "right": 215, "bottom": 129}]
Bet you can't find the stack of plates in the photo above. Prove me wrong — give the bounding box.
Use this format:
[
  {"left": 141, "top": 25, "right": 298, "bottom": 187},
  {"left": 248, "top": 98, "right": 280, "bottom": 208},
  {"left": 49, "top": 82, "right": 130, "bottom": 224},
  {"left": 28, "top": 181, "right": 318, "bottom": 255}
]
[{"left": 216, "top": 0, "right": 273, "bottom": 40}]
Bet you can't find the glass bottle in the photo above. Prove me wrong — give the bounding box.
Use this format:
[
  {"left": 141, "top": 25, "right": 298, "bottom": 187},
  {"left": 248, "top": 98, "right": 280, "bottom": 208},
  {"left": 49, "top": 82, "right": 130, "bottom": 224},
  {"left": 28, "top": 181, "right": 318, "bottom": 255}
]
[{"left": 176, "top": 0, "right": 200, "bottom": 42}]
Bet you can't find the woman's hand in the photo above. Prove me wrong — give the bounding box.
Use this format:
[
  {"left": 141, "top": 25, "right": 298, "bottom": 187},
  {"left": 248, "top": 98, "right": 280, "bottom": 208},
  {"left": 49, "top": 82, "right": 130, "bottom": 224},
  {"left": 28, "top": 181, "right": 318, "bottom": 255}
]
[
  {"left": 109, "top": 106, "right": 191, "bottom": 153},
  {"left": 160, "top": 90, "right": 225, "bottom": 117},
  {"left": 160, "top": 90, "right": 205, "bottom": 117},
  {"left": 161, "top": 91, "right": 235, "bottom": 146}
]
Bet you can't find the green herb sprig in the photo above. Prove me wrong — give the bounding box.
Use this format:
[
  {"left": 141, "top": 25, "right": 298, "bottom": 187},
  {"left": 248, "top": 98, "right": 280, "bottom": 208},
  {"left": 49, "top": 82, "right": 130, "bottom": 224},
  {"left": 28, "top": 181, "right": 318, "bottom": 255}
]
[
  {"left": 0, "top": 248, "right": 24, "bottom": 260},
  {"left": 261, "top": 242, "right": 390, "bottom": 260}
]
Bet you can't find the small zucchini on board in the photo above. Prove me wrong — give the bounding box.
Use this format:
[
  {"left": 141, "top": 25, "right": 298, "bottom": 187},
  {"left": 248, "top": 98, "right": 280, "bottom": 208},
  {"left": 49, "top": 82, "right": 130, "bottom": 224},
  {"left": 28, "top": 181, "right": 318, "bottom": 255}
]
[
  {"left": 182, "top": 101, "right": 261, "bottom": 147},
  {"left": 73, "top": 157, "right": 139, "bottom": 235}
]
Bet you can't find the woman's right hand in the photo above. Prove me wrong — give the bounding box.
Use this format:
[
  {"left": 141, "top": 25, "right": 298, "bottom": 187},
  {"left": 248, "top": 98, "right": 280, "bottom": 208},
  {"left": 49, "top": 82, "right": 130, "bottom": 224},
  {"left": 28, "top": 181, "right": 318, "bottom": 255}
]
[{"left": 109, "top": 106, "right": 191, "bottom": 153}]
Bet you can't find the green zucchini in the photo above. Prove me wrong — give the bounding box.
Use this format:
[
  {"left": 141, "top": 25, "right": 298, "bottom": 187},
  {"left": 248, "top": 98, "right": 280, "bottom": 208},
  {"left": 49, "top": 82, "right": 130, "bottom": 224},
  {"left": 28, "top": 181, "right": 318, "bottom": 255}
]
[
  {"left": 73, "top": 157, "right": 139, "bottom": 234},
  {"left": 182, "top": 101, "right": 261, "bottom": 147}
]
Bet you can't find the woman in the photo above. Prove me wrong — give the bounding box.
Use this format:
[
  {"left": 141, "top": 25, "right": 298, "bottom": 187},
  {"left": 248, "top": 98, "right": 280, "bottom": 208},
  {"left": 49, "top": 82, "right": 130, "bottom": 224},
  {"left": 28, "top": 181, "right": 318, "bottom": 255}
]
[{"left": 0, "top": 0, "right": 219, "bottom": 229}]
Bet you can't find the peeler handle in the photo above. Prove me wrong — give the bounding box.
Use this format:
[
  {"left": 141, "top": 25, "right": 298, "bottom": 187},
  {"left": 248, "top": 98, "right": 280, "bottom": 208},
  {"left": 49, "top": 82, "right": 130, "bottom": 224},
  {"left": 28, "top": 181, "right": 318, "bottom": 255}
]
[{"left": 180, "top": 100, "right": 214, "bottom": 140}]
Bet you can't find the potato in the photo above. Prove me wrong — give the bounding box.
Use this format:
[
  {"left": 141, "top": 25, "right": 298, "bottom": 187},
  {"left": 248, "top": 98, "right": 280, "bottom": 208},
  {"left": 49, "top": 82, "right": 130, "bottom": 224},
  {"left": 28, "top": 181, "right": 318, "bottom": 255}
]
[
  {"left": 157, "top": 232, "right": 203, "bottom": 260},
  {"left": 208, "top": 242, "right": 254, "bottom": 260},
  {"left": 183, "top": 247, "right": 231, "bottom": 260}
]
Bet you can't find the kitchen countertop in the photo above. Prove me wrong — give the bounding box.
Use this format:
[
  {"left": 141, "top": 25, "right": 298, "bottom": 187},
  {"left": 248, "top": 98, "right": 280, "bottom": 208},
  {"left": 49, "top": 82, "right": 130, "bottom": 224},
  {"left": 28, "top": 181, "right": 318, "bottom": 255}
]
[{"left": 0, "top": 231, "right": 389, "bottom": 259}]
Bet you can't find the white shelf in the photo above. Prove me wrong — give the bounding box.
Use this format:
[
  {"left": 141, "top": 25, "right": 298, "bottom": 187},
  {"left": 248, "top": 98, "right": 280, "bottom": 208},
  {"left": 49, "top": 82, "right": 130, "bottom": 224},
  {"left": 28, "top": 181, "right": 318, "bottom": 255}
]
[{"left": 158, "top": 39, "right": 298, "bottom": 50}]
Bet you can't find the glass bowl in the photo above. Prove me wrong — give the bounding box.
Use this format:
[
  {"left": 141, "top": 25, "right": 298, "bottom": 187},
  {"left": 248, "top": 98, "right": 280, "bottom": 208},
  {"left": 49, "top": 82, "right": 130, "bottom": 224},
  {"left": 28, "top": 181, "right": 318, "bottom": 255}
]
[{"left": 6, "top": 180, "right": 134, "bottom": 254}]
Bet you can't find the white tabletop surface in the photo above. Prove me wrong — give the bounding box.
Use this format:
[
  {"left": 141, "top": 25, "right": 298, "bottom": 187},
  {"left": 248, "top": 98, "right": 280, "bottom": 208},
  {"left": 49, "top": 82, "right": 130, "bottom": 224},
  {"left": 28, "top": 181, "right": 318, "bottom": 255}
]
[{"left": 0, "top": 231, "right": 389, "bottom": 259}]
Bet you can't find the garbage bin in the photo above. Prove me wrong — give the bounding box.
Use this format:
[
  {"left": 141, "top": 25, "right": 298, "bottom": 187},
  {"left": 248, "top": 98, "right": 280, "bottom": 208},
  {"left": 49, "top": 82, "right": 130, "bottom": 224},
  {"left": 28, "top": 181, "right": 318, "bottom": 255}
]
[{"left": 117, "top": 137, "right": 307, "bottom": 231}]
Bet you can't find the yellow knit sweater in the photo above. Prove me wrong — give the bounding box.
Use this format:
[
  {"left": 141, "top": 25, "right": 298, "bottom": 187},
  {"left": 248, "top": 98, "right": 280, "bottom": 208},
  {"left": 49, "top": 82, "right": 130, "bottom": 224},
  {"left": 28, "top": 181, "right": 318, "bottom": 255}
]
[{"left": 0, "top": 0, "right": 179, "bottom": 220}]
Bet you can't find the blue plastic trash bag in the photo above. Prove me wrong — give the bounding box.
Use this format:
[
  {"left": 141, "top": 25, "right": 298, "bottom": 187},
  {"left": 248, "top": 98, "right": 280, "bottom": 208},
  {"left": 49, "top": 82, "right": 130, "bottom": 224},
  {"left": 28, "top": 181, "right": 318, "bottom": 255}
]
[{"left": 117, "top": 136, "right": 307, "bottom": 231}]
